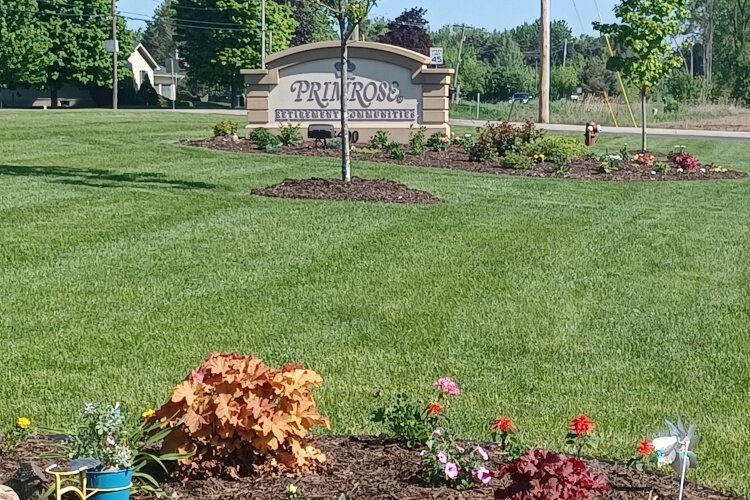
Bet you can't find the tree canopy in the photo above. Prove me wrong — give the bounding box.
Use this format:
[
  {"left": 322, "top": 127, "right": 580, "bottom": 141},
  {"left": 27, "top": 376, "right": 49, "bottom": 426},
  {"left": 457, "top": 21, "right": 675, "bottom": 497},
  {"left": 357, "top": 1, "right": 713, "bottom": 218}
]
[{"left": 377, "top": 7, "right": 432, "bottom": 55}]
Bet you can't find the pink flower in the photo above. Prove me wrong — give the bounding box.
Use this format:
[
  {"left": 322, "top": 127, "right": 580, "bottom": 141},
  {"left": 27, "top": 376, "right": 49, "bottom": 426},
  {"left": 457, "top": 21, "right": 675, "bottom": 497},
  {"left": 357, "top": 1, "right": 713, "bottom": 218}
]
[
  {"left": 437, "top": 452, "right": 447, "bottom": 464},
  {"left": 475, "top": 446, "right": 489, "bottom": 461},
  {"left": 193, "top": 370, "right": 205, "bottom": 384},
  {"left": 433, "top": 377, "right": 460, "bottom": 396},
  {"left": 444, "top": 462, "right": 459, "bottom": 479},
  {"left": 472, "top": 466, "right": 492, "bottom": 484}
]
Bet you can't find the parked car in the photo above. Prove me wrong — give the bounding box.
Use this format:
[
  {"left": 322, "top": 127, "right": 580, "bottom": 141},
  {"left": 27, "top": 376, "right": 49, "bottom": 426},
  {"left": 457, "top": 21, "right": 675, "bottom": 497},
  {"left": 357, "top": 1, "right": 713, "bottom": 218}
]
[{"left": 510, "top": 92, "right": 533, "bottom": 104}]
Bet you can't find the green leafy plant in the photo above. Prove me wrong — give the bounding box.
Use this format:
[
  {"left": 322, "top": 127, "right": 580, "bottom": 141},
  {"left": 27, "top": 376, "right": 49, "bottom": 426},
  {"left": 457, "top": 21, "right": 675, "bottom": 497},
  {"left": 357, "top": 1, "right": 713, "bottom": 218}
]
[
  {"left": 422, "top": 430, "right": 492, "bottom": 490},
  {"left": 2, "top": 416, "right": 33, "bottom": 455},
  {"left": 601, "top": 154, "right": 622, "bottom": 174},
  {"left": 385, "top": 141, "right": 406, "bottom": 160},
  {"left": 278, "top": 123, "right": 303, "bottom": 146},
  {"left": 213, "top": 121, "right": 238, "bottom": 137},
  {"left": 370, "top": 130, "right": 391, "bottom": 150},
  {"left": 565, "top": 414, "right": 599, "bottom": 458},
  {"left": 155, "top": 353, "right": 330, "bottom": 479},
  {"left": 284, "top": 484, "right": 307, "bottom": 500},
  {"left": 468, "top": 130, "right": 498, "bottom": 162},
  {"left": 523, "top": 136, "right": 589, "bottom": 164},
  {"left": 469, "top": 122, "right": 543, "bottom": 162},
  {"left": 426, "top": 132, "right": 451, "bottom": 152},
  {"left": 249, "top": 128, "right": 281, "bottom": 149},
  {"left": 409, "top": 125, "right": 426, "bottom": 155},
  {"left": 265, "top": 144, "right": 284, "bottom": 154},
  {"left": 502, "top": 152, "right": 533, "bottom": 169},
  {"left": 453, "top": 132, "right": 475, "bottom": 152},
  {"left": 655, "top": 161, "right": 670, "bottom": 174},
  {"left": 619, "top": 144, "right": 632, "bottom": 162},
  {"left": 371, "top": 393, "right": 433, "bottom": 448},
  {"left": 325, "top": 138, "right": 343, "bottom": 150}
]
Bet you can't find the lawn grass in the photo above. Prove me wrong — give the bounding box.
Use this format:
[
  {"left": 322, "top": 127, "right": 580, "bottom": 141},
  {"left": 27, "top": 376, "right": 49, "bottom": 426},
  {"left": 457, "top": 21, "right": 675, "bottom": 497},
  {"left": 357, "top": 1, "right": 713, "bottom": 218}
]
[{"left": 1, "top": 110, "right": 750, "bottom": 494}]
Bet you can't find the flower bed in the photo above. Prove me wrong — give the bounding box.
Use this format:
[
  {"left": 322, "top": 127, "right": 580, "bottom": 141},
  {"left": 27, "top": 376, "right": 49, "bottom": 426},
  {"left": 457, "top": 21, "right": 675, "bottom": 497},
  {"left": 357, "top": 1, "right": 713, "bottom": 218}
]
[{"left": 184, "top": 124, "right": 746, "bottom": 182}]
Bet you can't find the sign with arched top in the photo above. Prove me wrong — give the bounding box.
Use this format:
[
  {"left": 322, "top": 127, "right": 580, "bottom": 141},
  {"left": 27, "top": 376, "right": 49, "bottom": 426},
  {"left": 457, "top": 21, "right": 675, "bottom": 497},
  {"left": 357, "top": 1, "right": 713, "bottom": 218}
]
[{"left": 242, "top": 41, "right": 454, "bottom": 143}]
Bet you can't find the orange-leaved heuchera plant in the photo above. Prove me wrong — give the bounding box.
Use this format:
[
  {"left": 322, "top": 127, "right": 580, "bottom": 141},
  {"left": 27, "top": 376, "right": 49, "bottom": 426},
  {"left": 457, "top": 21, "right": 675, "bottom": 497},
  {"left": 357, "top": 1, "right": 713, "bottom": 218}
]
[{"left": 155, "top": 352, "right": 330, "bottom": 479}]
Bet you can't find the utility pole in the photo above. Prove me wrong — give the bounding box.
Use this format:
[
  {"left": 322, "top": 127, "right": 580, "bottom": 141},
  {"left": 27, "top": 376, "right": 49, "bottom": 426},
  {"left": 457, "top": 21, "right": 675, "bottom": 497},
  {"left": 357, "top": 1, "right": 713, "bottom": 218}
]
[
  {"left": 563, "top": 38, "right": 568, "bottom": 67},
  {"left": 261, "top": 0, "right": 266, "bottom": 69},
  {"left": 172, "top": 49, "right": 178, "bottom": 111},
  {"left": 539, "top": 0, "right": 550, "bottom": 123},
  {"left": 454, "top": 24, "right": 466, "bottom": 103},
  {"left": 111, "top": 0, "right": 118, "bottom": 111}
]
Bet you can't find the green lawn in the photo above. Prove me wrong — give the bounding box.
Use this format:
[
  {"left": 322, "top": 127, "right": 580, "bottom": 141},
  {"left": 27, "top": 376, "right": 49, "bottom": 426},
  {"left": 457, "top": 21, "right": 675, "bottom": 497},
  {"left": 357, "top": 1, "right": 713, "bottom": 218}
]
[{"left": 1, "top": 111, "right": 749, "bottom": 494}]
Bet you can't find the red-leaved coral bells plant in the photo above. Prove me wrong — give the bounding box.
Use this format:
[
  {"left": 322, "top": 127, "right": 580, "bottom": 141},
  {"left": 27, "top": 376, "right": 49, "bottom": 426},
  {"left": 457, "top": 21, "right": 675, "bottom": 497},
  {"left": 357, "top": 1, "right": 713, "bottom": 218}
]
[{"left": 565, "top": 415, "right": 599, "bottom": 458}]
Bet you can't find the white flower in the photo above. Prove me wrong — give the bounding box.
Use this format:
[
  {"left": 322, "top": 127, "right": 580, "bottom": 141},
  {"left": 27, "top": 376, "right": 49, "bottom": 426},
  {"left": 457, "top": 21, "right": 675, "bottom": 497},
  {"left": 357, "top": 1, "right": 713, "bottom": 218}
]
[
  {"left": 677, "top": 167, "right": 684, "bottom": 173},
  {"left": 700, "top": 168, "right": 706, "bottom": 173},
  {"left": 650, "top": 170, "right": 657, "bottom": 175}
]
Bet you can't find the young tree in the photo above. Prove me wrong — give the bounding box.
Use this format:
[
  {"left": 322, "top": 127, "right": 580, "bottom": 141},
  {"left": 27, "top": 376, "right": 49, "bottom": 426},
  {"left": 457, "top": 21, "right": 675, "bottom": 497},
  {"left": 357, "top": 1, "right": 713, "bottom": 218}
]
[
  {"left": 315, "top": 0, "right": 377, "bottom": 182},
  {"left": 595, "top": 0, "right": 689, "bottom": 150},
  {"left": 377, "top": 7, "right": 432, "bottom": 55}
]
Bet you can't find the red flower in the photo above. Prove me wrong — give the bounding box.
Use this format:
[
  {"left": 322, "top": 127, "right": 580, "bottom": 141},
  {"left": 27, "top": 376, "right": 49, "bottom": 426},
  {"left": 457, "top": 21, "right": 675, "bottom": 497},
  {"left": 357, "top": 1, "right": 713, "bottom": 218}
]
[
  {"left": 569, "top": 415, "right": 595, "bottom": 436},
  {"left": 492, "top": 417, "right": 516, "bottom": 433},
  {"left": 426, "top": 402, "right": 443, "bottom": 415},
  {"left": 636, "top": 439, "right": 655, "bottom": 458}
]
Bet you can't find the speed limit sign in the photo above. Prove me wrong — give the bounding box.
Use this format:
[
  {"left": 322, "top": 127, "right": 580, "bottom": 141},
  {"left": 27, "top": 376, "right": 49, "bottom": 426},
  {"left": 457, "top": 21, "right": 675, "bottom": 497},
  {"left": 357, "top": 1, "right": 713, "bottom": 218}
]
[{"left": 429, "top": 47, "right": 444, "bottom": 66}]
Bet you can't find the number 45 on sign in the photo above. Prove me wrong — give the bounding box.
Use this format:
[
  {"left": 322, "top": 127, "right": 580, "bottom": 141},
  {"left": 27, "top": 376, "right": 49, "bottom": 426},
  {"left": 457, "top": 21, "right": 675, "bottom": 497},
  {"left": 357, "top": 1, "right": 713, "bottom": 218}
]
[{"left": 429, "top": 47, "right": 443, "bottom": 66}]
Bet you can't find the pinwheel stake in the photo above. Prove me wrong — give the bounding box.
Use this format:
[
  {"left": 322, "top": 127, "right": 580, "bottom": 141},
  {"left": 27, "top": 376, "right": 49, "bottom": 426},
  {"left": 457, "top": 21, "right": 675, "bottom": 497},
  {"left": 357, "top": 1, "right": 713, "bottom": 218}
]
[{"left": 651, "top": 419, "right": 698, "bottom": 500}]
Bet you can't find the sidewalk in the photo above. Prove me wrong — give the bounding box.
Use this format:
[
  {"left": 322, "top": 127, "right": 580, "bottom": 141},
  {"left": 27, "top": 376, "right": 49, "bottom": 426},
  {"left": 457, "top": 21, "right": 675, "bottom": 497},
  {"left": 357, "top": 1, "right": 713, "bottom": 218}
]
[{"left": 451, "top": 119, "right": 750, "bottom": 141}]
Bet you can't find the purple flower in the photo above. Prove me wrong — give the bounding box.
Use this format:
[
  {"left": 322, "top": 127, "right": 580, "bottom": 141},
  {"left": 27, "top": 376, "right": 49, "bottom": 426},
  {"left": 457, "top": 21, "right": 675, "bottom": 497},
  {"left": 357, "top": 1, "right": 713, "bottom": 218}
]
[
  {"left": 444, "top": 462, "right": 459, "bottom": 479},
  {"left": 472, "top": 466, "right": 492, "bottom": 484},
  {"left": 437, "top": 452, "right": 447, "bottom": 464},
  {"left": 476, "top": 446, "right": 489, "bottom": 461}
]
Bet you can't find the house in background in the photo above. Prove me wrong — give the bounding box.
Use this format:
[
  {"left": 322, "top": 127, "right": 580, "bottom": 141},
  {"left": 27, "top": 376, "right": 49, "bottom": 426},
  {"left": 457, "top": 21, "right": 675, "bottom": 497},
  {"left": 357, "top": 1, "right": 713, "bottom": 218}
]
[
  {"left": 0, "top": 44, "right": 180, "bottom": 108},
  {"left": 128, "top": 43, "right": 182, "bottom": 101}
]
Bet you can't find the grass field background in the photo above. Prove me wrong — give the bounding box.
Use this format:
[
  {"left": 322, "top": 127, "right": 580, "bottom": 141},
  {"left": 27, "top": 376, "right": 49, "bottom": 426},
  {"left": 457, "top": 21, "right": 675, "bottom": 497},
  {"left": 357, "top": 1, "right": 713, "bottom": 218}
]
[{"left": 1, "top": 111, "right": 749, "bottom": 494}]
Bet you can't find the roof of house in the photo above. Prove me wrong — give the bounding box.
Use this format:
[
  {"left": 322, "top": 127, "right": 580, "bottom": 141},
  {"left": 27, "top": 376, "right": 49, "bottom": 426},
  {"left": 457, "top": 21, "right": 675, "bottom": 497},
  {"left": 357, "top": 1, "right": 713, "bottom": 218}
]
[{"left": 131, "top": 43, "right": 160, "bottom": 70}]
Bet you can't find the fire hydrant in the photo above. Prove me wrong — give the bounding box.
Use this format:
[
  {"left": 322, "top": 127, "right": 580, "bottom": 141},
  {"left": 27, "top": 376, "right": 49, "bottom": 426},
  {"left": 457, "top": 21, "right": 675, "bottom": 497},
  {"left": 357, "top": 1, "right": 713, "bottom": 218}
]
[{"left": 585, "top": 121, "right": 601, "bottom": 146}]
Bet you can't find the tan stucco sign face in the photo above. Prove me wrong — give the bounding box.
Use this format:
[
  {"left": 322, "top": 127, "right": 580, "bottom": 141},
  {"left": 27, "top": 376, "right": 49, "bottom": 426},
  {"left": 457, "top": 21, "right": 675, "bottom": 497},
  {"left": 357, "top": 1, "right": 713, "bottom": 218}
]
[
  {"left": 270, "top": 59, "right": 420, "bottom": 123},
  {"left": 242, "top": 41, "right": 453, "bottom": 143}
]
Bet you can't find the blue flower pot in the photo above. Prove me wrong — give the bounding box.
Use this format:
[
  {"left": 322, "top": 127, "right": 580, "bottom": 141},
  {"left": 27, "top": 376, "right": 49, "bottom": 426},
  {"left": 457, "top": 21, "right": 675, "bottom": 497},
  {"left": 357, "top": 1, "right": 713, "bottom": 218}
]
[{"left": 86, "top": 469, "right": 133, "bottom": 500}]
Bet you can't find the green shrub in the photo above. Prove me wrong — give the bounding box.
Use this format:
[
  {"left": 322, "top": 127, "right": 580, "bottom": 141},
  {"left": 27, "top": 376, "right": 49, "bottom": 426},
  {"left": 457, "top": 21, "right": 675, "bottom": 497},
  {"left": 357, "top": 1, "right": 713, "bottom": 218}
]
[
  {"left": 426, "top": 132, "right": 450, "bottom": 151},
  {"left": 370, "top": 130, "right": 391, "bottom": 150},
  {"left": 409, "top": 126, "right": 426, "bottom": 155},
  {"left": 265, "top": 143, "right": 283, "bottom": 154},
  {"left": 502, "top": 152, "right": 534, "bottom": 169},
  {"left": 523, "top": 136, "right": 588, "bottom": 164},
  {"left": 177, "top": 100, "right": 194, "bottom": 109},
  {"left": 386, "top": 141, "right": 405, "bottom": 160},
  {"left": 249, "top": 128, "right": 281, "bottom": 148},
  {"left": 278, "top": 123, "right": 303, "bottom": 146},
  {"left": 468, "top": 122, "right": 543, "bottom": 162},
  {"left": 324, "top": 138, "right": 342, "bottom": 150},
  {"left": 213, "top": 121, "right": 238, "bottom": 137},
  {"left": 453, "top": 132, "right": 475, "bottom": 152}
]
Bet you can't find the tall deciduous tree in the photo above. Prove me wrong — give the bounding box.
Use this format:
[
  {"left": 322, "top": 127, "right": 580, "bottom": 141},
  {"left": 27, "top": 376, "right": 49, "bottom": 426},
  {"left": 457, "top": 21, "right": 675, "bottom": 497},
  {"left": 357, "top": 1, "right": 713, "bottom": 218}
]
[
  {"left": 175, "top": 0, "right": 296, "bottom": 104},
  {"left": 0, "top": 0, "right": 51, "bottom": 89},
  {"left": 377, "top": 7, "right": 432, "bottom": 55},
  {"left": 595, "top": 0, "right": 689, "bottom": 150},
  {"left": 315, "top": 0, "right": 377, "bottom": 182},
  {"left": 278, "top": 0, "right": 336, "bottom": 45}
]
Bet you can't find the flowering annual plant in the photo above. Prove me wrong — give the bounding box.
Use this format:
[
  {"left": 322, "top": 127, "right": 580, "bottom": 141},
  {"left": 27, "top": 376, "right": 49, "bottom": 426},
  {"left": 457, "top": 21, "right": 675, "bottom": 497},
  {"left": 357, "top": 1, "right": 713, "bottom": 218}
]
[
  {"left": 421, "top": 428, "right": 493, "bottom": 489},
  {"left": 565, "top": 415, "right": 598, "bottom": 458},
  {"left": 627, "top": 438, "right": 658, "bottom": 471},
  {"left": 2, "top": 416, "right": 33, "bottom": 454},
  {"left": 427, "top": 132, "right": 451, "bottom": 152},
  {"left": 372, "top": 377, "right": 459, "bottom": 448},
  {"left": 632, "top": 152, "right": 655, "bottom": 167},
  {"left": 491, "top": 417, "right": 525, "bottom": 459}
]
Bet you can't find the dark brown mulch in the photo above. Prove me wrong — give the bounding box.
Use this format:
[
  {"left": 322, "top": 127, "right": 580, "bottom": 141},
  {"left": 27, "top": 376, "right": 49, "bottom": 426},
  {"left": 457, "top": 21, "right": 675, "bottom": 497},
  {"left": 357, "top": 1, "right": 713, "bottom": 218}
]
[
  {"left": 1, "top": 437, "right": 743, "bottom": 500},
  {"left": 251, "top": 177, "right": 444, "bottom": 205},
  {"left": 184, "top": 137, "right": 747, "bottom": 182}
]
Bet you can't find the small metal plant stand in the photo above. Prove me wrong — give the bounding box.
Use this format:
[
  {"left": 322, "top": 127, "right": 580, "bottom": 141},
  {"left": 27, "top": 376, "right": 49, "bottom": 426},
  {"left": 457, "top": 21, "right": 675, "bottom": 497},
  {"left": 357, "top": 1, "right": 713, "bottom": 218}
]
[{"left": 45, "top": 465, "right": 132, "bottom": 500}]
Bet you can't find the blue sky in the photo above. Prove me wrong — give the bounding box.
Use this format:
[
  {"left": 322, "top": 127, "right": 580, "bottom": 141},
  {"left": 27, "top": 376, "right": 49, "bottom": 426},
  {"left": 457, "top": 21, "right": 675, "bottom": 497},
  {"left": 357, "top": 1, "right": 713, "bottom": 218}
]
[{"left": 120, "top": 0, "right": 619, "bottom": 35}]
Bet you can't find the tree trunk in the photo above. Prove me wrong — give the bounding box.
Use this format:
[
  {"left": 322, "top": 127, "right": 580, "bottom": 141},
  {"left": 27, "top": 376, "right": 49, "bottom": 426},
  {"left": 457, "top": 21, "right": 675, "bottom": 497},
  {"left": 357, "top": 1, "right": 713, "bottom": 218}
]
[
  {"left": 339, "top": 26, "right": 351, "bottom": 182},
  {"left": 50, "top": 87, "right": 58, "bottom": 109},
  {"left": 230, "top": 83, "right": 236, "bottom": 109},
  {"left": 641, "top": 89, "right": 647, "bottom": 152}
]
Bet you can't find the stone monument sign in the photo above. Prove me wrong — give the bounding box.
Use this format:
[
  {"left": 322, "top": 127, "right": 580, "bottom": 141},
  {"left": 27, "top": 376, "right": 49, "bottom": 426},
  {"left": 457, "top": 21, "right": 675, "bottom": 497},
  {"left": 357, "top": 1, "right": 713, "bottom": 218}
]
[{"left": 242, "top": 41, "right": 453, "bottom": 143}]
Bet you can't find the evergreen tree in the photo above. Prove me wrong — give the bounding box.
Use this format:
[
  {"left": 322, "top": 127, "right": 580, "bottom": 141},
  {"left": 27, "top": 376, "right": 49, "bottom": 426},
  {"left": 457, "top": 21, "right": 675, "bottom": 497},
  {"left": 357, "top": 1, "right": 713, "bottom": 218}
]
[{"left": 141, "top": 0, "right": 178, "bottom": 66}]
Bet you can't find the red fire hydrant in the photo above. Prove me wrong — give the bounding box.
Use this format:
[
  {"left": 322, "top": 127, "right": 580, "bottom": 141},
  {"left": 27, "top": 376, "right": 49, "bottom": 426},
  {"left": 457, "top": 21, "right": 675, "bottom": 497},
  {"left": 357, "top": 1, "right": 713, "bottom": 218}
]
[{"left": 585, "top": 121, "right": 601, "bottom": 146}]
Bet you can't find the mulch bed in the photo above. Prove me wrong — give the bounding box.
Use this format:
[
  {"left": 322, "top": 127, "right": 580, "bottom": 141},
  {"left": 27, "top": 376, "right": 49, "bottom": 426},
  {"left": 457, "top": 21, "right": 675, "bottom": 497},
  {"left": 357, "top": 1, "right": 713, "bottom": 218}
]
[
  {"left": 184, "top": 137, "right": 746, "bottom": 182},
  {"left": 251, "top": 177, "right": 444, "bottom": 205},
  {"left": 0, "top": 436, "right": 743, "bottom": 499}
]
